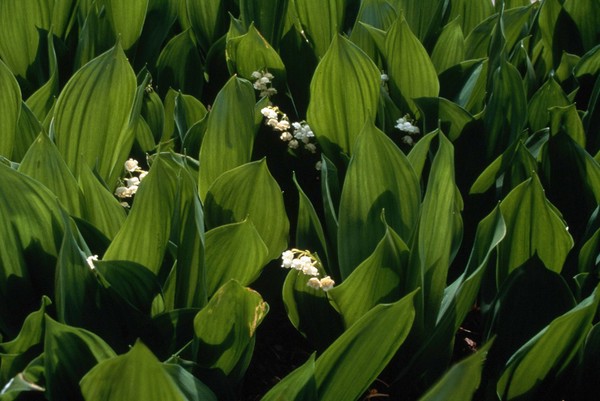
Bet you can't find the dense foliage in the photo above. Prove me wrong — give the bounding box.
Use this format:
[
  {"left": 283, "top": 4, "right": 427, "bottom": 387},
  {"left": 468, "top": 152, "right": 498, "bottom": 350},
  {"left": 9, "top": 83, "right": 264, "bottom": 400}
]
[{"left": 1, "top": 0, "right": 600, "bottom": 400}]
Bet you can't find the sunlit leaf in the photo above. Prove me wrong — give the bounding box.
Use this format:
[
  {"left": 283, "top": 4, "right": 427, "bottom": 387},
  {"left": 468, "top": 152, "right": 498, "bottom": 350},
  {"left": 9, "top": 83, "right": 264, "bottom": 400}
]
[
  {"left": 0, "top": 58, "right": 21, "bottom": 159},
  {"left": 431, "top": 18, "right": 465, "bottom": 74},
  {"left": 293, "top": 0, "right": 345, "bottom": 58},
  {"left": 156, "top": 29, "right": 204, "bottom": 98},
  {"left": 106, "top": 0, "right": 149, "bottom": 50},
  {"left": 186, "top": 0, "right": 227, "bottom": 52}
]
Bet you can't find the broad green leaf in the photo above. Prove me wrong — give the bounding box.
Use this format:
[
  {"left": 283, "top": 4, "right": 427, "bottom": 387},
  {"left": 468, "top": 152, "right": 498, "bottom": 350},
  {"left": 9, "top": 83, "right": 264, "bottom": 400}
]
[
  {"left": 141, "top": 84, "right": 165, "bottom": 143},
  {"left": 81, "top": 340, "right": 216, "bottom": 401},
  {"left": 139, "top": 308, "right": 199, "bottom": 361},
  {"left": 134, "top": 0, "right": 179, "bottom": 69},
  {"left": 470, "top": 139, "right": 537, "bottom": 196},
  {"left": 18, "top": 133, "right": 83, "bottom": 217},
  {"left": 0, "top": 297, "right": 51, "bottom": 384},
  {"left": 484, "top": 58, "right": 527, "bottom": 159},
  {"left": 338, "top": 119, "right": 420, "bottom": 277},
  {"left": 174, "top": 92, "right": 208, "bottom": 143},
  {"left": 431, "top": 18, "right": 465, "bottom": 74},
  {"left": 497, "top": 174, "right": 573, "bottom": 282},
  {"left": 106, "top": 0, "right": 149, "bottom": 50},
  {"left": 53, "top": 44, "right": 136, "bottom": 187},
  {"left": 0, "top": 58, "right": 21, "bottom": 159},
  {"left": 199, "top": 76, "right": 256, "bottom": 199},
  {"left": 294, "top": 173, "right": 330, "bottom": 269},
  {"left": 447, "top": 0, "right": 494, "bottom": 36},
  {"left": 26, "top": 29, "right": 59, "bottom": 122},
  {"left": 527, "top": 77, "right": 571, "bottom": 133},
  {"left": 0, "top": 1, "right": 51, "bottom": 83},
  {"left": 186, "top": 0, "right": 227, "bottom": 52},
  {"left": 0, "top": 164, "right": 63, "bottom": 336},
  {"left": 74, "top": 3, "right": 116, "bottom": 69},
  {"left": 438, "top": 58, "right": 487, "bottom": 114},
  {"left": 549, "top": 104, "right": 586, "bottom": 147},
  {"left": 483, "top": 259, "right": 576, "bottom": 382},
  {"left": 282, "top": 261, "right": 344, "bottom": 351},
  {"left": 314, "top": 290, "right": 417, "bottom": 401},
  {"left": 407, "top": 130, "right": 437, "bottom": 180},
  {"left": 44, "top": 316, "right": 116, "bottom": 401},
  {"left": 580, "top": 323, "right": 600, "bottom": 397},
  {"left": 192, "top": 281, "right": 268, "bottom": 382},
  {"left": 204, "top": 159, "right": 289, "bottom": 261},
  {"left": 497, "top": 285, "right": 600, "bottom": 400},
  {"left": 350, "top": 0, "right": 397, "bottom": 61},
  {"left": 103, "top": 155, "right": 179, "bottom": 275},
  {"left": 328, "top": 222, "right": 409, "bottom": 328},
  {"left": 306, "top": 34, "right": 380, "bottom": 160},
  {"left": 391, "top": 0, "right": 447, "bottom": 42},
  {"left": 156, "top": 29, "right": 204, "bottom": 98},
  {"left": 226, "top": 24, "right": 286, "bottom": 82},
  {"left": 417, "top": 133, "right": 463, "bottom": 328},
  {"left": 204, "top": 220, "right": 269, "bottom": 297},
  {"left": 384, "top": 12, "right": 439, "bottom": 114},
  {"left": 417, "top": 340, "right": 494, "bottom": 401},
  {"left": 78, "top": 164, "right": 127, "bottom": 240},
  {"left": 320, "top": 154, "right": 340, "bottom": 251},
  {"left": 414, "top": 97, "right": 474, "bottom": 141},
  {"left": 51, "top": 0, "right": 76, "bottom": 39},
  {"left": 293, "top": 0, "right": 345, "bottom": 58},
  {"left": 13, "top": 101, "right": 43, "bottom": 163},
  {"left": 239, "top": 0, "right": 290, "bottom": 49},
  {"left": 260, "top": 353, "right": 317, "bottom": 401},
  {"left": 574, "top": 45, "right": 600, "bottom": 79},
  {"left": 563, "top": 0, "right": 600, "bottom": 52}
]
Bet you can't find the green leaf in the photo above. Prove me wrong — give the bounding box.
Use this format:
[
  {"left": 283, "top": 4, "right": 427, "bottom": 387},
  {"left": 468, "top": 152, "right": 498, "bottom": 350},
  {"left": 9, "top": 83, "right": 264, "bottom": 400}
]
[
  {"left": 384, "top": 12, "right": 439, "bottom": 114},
  {"left": 44, "top": 315, "right": 116, "bottom": 401},
  {"left": 199, "top": 76, "right": 256, "bottom": 199},
  {"left": 260, "top": 353, "right": 317, "bottom": 401},
  {"left": 226, "top": 23, "right": 286, "bottom": 81},
  {"left": 18, "top": 133, "right": 83, "bottom": 217},
  {"left": 497, "top": 174, "right": 573, "bottom": 282},
  {"left": 414, "top": 97, "right": 474, "bottom": 141},
  {"left": 0, "top": 0, "right": 51, "bottom": 83},
  {"left": 103, "top": 155, "right": 179, "bottom": 275},
  {"left": 0, "top": 297, "right": 51, "bottom": 384},
  {"left": 204, "top": 159, "right": 289, "bottom": 262},
  {"left": 204, "top": 220, "right": 269, "bottom": 297},
  {"left": 417, "top": 133, "right": 463, "bottom": 328},
  {"left": 417, "top": 340, "right": 493, "bottom": 401},
  {"left": 239, "top": 0, "right": 290, "bottom": 49},
  {"left": 497, "top": 285, "right": 600, "bottom": 400},
  {"left": 527, "top": 77, "right": 571, "bottom": 133},
  {"left": 483, "top": 258, "right": 576, "bottom": 382},
  {"left": 80, "top": 340, "right": 216, "bottom": 401},
  {"left": 0, "top": 58, "right": 21, "bottom": 159},
  {"left": 431, "top": 18, "right": 465, "bottom": 74},
  {"left": 25, "top": 29, "right": 59, "bottom": 123},
  {"left": 53, "top": 44, "right": 137, "bottom": 187},
  {"left": 293, "top": 0, "right": 345, "bottom": 58},
  {"left": 282, "top": 262, "right": 344, "bottom": 351},
  {"left": 563, "top": 0, "right": 600, "bottom": 52},
  {"left": 0, "top": 164, "right": 63, "bottom": 336},
  {"left": 447, "top": 0, "right": 494, "bottom": 36},
  {"left": 306, "top": 34, "right": 380, "bottom": 160},
  {"left": 13, "top": 101, "right": 43, "bottom": 163},
  {"left": 320, "top": 154, "right": 341, "bottom": 250},
  {"left": 192, "top": 281, "right": 268, "bottom": 384},
  {"left": 484, "top": 58, "right": 527, "bottom": 159},
  {"left": 549, "top": 104, "right": 586, "bottom": 147},
  {"left": 294, "top": 173, "right": 330, "bottom": 270},
  {"left": 438, "top": 58, "right": 487, "bottom": 114},
  {"left": 328, "top": 222, "right": 410, "bottom": 328},
  {"left": 174, "top": 92, "right": 208, "bottom": 144},
  {"left": 155, "top": 29, "right": 204, "bottom": 98},
  {"left": 78, "top": 164, "right": 127, "bottom": 240},
  {"left": 106, "top": 0, "right": 149, "bottom": 50},
  {"left": 185, "top": 0, "right": 227, "bottom": 52},
  {"left": 314, "top": 290, "right": 417, "bottom": 401},
  {"left": 338, "top": 119, "right": 420, "bottom": 277}
]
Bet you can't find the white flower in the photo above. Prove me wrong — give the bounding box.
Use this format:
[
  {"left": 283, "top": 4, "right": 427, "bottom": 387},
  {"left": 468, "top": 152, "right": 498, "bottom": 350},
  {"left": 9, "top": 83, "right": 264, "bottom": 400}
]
[
  {"left": 259, "top": 76, "right": 271, "bottom": 85},
  {"left": 267, "top": 118, "right": 279, "bottom": 128},
  {"left": 304, "top": 143, "right": 317, "bottom": 153},
  {"left": 401, "top": 135, "right": 415, "bottom": 146},
  {"left": 381, "top": 73, "right": 389, "bottom": 82},
  {"left": 288, "top": 139, "right": 299, "bottom": 149},
  {"left": 275, "top": 120, "right": 290, "bottom": 131},
  {"left": 303, "top": 264, "right": 319, "bottom": 276},
  {"left": 251, "top": 71, "right": 262, "bottom": 79},
  {"left": 128, "top": 185, "right": 139, "bottom": 195},
  {"left": 280, "top": 131, "right": 293, "bottom": 141},
  {"left": 395, "top": 117, "right": 420, "bottom": 134},
  {"left": 86, "top": 255, "right": 99, "bottom": 270},
  {"left": 261, "top": 107, "right": 278, "bottom": 120},
  {"left": 124, "top": 158, "right": 139, "bottom": 172},
  {"left": 125, "top": 177, "right": 140, "bottom": 187},
  {"left": 115, "top": 186, "right": 132, "bottom": 198},
  {"left": 307, "top": 277, "right": 321, "bottom": 290},
  {"left": 281, "top": 250, "right": 294, "bottom": 268},
  {"left": 120, "top": 201, "right": 130, "bottom": 208},
  {"left": 315, "top": 161, "right": 322, "bottom": 171},
  {"left": 320, "top": 276, "right": 335, "bottom": 291},
  {"left": 139, "top": 171, "right": 148, "bottom": 181},
  {"left": 293, "top": 122, "right": 314, "bottom": 143}
]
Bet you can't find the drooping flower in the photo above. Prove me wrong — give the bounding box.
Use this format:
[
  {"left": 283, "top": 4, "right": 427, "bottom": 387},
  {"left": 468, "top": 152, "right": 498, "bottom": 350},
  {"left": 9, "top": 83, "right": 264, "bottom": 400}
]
[
  {"left": 307, "top": 277, "right": 322, "bottom": 290},
  {"left": 124, "top": 158, "right": 140, "bottom": 172},
  {"left": 319, "top": 276, "right": 335, "bottom": 291}
]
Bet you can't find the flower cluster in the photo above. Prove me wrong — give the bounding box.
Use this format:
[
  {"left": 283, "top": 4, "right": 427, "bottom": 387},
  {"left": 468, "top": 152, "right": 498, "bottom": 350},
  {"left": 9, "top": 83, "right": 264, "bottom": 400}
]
[
  {"left": 281, "top": 249, "right": 335, "bottom": 291},
  {"left": 395, "top": 115, "right": 421, "bottom": 146},
  {"left": 260, "top": 105, "right": 317, "bottom": 153},
  {"left": 251, "top": 70, "right": 277, "bottom": 97},
  {"left": 115, "top": 158, "right": 148, "bottom": 202},
  {"left": 86, "top": 254, "right": 98, "bottom": 270}
]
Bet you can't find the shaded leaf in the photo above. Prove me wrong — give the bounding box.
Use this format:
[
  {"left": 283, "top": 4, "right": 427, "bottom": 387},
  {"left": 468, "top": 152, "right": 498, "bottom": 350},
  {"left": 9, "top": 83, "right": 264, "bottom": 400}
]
[{"left": 0, "top": 58, "right": 21, "bottom": 159}]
